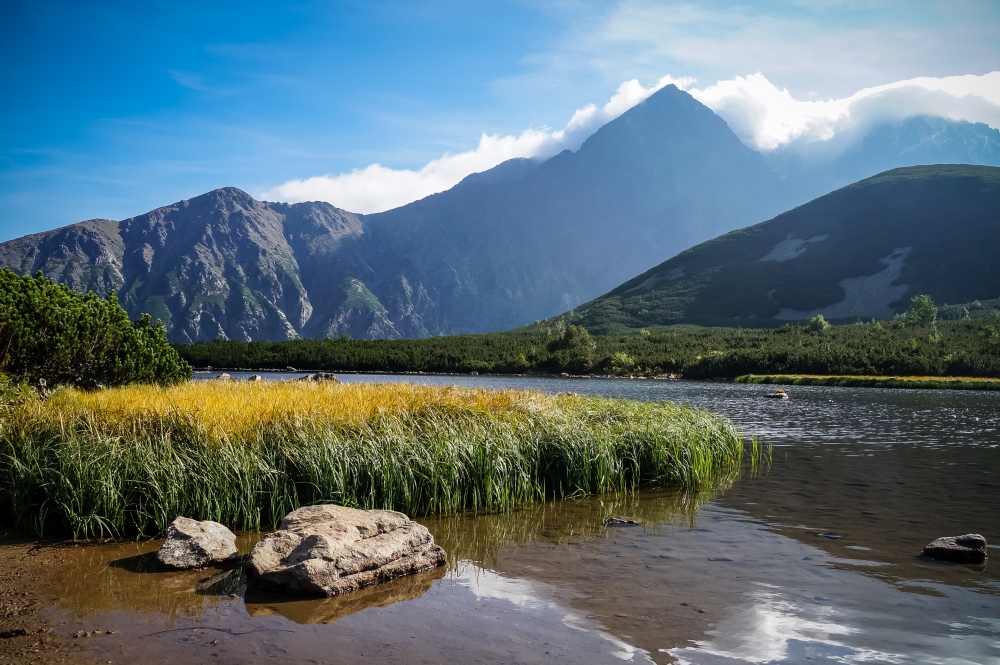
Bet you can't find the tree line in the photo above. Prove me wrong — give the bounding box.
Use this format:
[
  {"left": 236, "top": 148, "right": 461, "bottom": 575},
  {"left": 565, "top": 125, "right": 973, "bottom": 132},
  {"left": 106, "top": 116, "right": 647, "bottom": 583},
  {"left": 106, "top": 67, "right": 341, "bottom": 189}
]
[{"left": 175, "top": 298, "right": 1000, "bottom": 378}]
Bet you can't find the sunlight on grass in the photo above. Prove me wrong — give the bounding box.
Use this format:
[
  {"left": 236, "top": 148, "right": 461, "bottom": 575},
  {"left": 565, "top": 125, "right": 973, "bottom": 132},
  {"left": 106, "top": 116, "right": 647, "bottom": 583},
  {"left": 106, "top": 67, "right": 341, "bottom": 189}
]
[{"left": 0, "top": 381, "right": 746, "bottom": 539}]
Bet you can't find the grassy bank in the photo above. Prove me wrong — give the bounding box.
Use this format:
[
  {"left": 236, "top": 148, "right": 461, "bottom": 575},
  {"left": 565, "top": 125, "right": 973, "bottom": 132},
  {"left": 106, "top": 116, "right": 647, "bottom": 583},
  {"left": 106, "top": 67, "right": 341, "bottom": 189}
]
[
  {"left": 174, "top": 318, "right": 1000, "bottom": 379},
  {"left": 736, "top": 374, "right": 1000, "bottom": 390},
  {"left": 0, "top": 381, "right": 745, "bottom": 539}
]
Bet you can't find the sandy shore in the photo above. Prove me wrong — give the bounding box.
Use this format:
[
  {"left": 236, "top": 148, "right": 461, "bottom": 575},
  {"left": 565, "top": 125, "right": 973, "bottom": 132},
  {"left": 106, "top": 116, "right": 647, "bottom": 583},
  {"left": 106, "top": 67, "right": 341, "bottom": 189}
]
[{"left": 0, "top": 531, "right": 84, "bottom": 664}]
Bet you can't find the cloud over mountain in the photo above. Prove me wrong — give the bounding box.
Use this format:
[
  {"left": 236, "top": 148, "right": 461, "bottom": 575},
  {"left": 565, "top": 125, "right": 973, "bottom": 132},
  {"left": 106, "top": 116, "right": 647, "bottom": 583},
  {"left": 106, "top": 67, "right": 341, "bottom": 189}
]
[
  {"left": 262, "top": 76, "right": 689, "bottom": 212},
  {"left": 263, "top": 71, "right": 1000, "bottom": 212}
]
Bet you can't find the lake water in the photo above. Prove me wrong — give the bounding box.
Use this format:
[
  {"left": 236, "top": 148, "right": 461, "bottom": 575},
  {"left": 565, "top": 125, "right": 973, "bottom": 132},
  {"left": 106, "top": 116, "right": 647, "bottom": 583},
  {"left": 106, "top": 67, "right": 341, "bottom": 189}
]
[{"left": 49, "top": 375, "right": 1000, "bottom": 664}]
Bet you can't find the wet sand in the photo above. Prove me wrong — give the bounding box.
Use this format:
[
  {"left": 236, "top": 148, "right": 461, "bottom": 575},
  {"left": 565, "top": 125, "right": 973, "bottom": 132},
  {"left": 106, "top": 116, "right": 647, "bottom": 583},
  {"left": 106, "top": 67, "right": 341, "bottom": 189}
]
[{"left": 0, "top": 531, "right": 85, "bottom": 664}]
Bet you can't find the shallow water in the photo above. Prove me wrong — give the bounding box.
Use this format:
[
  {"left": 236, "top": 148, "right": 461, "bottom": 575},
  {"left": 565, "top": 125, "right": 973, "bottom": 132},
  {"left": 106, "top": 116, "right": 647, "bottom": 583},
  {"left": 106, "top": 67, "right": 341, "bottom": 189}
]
[{"left": 50, "top": 376, "right": 1000, "bottom": 663}]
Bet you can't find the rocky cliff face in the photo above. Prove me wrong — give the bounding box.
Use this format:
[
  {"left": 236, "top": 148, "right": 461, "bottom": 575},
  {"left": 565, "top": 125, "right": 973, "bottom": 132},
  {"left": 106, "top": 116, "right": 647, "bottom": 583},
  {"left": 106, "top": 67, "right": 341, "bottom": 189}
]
[{"left": 0, "top": 188, "right": 369, "bottom": 342}]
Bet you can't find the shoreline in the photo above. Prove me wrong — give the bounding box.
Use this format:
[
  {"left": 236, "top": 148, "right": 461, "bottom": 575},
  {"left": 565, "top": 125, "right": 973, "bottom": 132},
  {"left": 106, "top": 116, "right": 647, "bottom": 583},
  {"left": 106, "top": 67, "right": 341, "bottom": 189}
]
[
  {"left": 736, "top": 374, "right": 1000, "bottom": 391},
  {"left": 0, "top": 531, "right": 84, "bottom": 664},
  {"left": 190, "top": 368, "right": 1000, "bottom": 391}
]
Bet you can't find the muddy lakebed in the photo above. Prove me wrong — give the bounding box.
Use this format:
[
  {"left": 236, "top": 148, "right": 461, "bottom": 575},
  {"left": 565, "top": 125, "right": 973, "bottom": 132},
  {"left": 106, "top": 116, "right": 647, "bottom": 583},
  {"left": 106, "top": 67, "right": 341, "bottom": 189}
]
[{"left": 40, "top": 376, "right": 1000, "bottom": 664}]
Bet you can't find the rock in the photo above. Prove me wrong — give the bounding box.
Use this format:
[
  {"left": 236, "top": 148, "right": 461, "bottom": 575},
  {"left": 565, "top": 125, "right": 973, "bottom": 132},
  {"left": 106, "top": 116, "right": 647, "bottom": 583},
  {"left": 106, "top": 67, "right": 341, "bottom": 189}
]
[
  {"left": 296, "top": 372, "right": 340, "bottom": 383},
  {"left": 215, "top": 373, "right": 232, "bottom": 381},
  {"left": 606, "top": 517, "right": 640, "bottom": 526},
  {"left": 248, "top": 505, "right": 446, "bottom": 597},
  {"left": 764, "top": 389, "right": 789, "bottom": 399},
  {"left": 286, "top": 366, "right": 297, "bottom": 372},
  {"left": 156, "top": 517, "right": 239, "bottom": 570},
  {"left": 922, "top": 534, "right": 988, "bottom": 564},
  {"left": 247, "top": 374, "right": 263, "bottom": 382}
]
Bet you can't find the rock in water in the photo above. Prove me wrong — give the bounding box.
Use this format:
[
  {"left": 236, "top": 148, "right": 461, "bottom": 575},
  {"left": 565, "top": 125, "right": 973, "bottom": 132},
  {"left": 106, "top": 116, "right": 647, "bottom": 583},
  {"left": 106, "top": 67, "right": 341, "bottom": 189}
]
[
  {"left": 922, "top": 534, "right": 988, "bottom": 564},
  {"left": 156, "top": 517, "right": 239, "bottom": 570},
  {"left": 249, "top": 505, "right": 447, "bottom": 597}
]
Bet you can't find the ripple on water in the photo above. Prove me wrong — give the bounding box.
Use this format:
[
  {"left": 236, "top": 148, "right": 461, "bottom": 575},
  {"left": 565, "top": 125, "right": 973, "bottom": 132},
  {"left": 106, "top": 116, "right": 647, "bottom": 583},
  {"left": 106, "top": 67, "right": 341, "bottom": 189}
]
[{"left": 50, "top": 377, "right": 1000, "bottom": 664}]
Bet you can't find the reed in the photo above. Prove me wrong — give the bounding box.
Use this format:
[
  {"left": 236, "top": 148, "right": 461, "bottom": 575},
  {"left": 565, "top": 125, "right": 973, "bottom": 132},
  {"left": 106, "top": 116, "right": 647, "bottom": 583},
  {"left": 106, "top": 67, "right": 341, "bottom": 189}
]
[{"left": 0, "top": 381, "right": 744, "bottom": 539}]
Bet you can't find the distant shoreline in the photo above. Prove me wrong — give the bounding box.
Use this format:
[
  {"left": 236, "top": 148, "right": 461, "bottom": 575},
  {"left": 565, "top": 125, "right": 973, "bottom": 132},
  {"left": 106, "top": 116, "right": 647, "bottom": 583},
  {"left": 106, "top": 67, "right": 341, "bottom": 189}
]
[{"left": 736, "top": 374, "right": 1000, "bottom": 391}]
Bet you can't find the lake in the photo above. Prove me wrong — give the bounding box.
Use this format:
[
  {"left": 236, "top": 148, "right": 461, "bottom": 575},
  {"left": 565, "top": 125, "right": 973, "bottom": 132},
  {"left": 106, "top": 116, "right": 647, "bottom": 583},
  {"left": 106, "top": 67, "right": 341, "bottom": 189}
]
[{"left": 48, "top": 374, "right": 1000, "bottom": 663}]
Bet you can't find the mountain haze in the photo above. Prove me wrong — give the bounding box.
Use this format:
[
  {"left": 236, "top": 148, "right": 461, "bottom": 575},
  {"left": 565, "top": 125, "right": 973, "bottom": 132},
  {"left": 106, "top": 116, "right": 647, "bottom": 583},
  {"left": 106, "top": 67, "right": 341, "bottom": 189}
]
[{"left": 560, "top": 165, "right": 1000, "bottom": 333}]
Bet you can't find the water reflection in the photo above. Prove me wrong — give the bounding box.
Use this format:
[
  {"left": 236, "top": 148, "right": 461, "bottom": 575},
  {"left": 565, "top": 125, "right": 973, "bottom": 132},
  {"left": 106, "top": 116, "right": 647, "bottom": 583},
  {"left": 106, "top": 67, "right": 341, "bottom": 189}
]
[
  {"left": 43, "top": 378, "right": 1000, "bottom": 664},
  {"left": 244, "top": 566, "right": 445, "bottom": 624}
]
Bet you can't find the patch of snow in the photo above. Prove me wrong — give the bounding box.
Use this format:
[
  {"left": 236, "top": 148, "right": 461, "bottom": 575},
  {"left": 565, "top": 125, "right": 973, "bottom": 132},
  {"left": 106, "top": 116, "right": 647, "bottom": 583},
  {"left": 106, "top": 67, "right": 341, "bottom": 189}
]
[
  {"left": 774, "top": 248, "right": 912, "bottom": 321},
  {"left": 625, "top": 266, "right": 685, "bottom": 293},
  {"left": 761, "top": 234, "right": 829, "bottom": 262}
]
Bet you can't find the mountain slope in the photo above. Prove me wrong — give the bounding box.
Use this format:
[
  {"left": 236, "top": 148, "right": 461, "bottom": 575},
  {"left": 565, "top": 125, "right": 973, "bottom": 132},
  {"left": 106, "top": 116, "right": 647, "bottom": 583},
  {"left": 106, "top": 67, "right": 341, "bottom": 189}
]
[
  {"left": 0, "top": 188, "right": 379, "bottom": 343},
  {"left": 0, "top": 84, "right": 787, "bottom": 342},
  {"left": 770, "top": 117, "right": 1000, "bottom": 204},
  {"left": 355, "top": 84, "right": 785, "bottom": 335},
  {"left": 560, "top": 165, "right": 1000, "bottom": 333}
]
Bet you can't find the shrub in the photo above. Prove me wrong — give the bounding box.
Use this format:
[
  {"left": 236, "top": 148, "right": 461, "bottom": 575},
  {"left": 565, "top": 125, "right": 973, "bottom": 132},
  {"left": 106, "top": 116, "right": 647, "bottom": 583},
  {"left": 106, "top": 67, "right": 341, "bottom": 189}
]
[
  {"left": 0, "top": 269, "right": 190, "bottom": 387},
  {"left": 907, "top": 294, "right": 938, "bottom": 326},
  {"left": 808, "top": 314, "right": 831, "bottom": 332}
]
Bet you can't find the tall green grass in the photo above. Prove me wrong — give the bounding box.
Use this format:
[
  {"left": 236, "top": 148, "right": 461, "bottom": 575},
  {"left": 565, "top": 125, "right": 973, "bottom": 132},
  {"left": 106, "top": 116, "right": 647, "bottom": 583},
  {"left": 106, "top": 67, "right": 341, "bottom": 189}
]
[{"left": 0, "top": 381, "right": 745, "bottom": 539}]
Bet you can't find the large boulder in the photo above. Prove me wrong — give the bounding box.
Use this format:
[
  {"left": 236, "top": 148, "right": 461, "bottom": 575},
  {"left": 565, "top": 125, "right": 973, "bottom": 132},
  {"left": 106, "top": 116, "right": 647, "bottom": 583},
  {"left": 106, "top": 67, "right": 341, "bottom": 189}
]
[
  {"left": 248, "top": 505, "right": 446, "bottom": 597},
  {"left": 156, "top": 517, "right": 239, "bottom": 570},
  {"left": 922, "top": 534, "right": 988, "bottom": 564}
]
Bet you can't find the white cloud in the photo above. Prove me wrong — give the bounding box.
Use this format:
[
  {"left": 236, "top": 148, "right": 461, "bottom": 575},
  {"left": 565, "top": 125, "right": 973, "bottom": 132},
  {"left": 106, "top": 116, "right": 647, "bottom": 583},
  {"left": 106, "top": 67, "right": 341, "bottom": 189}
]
[
  {"left": 261, "top": 75, "right": 690, "bottom": 213},
  {"left": 689, "top": 71, "right": 1000, "bottom": 152},
  {"left": 264, "top": 70, "right": 1000, "bottom": 213}
]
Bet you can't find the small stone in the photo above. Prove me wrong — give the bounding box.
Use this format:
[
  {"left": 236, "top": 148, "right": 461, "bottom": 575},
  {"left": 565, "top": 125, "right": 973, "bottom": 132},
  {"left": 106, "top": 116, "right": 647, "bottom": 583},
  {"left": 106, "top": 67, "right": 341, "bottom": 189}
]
[
  {"left": 248, "top": 504, "right": 446, "bottom": 597},
  {"left": 605, "top": 517, "right": 640, "bottom": 526},
  {"left": 923, "top": 534, "right": 988, "bottom": 564},
  {"left": 156, "top": 517, "right": 238, "bottom": 570}
]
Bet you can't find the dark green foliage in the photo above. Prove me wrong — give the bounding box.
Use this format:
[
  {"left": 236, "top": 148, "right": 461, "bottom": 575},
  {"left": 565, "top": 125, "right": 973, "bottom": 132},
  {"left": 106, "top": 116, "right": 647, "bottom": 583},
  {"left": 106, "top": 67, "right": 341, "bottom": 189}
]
[
  {"left": 562, "top": 165, "right": 1000, "bottom": 332},
  {"left": 175, "top": 317, "right": 1000, "bottom": 379},
  {"left": 0, "top": 269, "right": 191, "bottom": 387}
]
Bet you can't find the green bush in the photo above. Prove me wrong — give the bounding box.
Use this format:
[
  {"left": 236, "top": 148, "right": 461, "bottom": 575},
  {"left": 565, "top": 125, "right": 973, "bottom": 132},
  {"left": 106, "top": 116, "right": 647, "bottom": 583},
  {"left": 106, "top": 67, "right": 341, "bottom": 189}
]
[
  {"left": 0, "top": 269, "right": 191, "bottom": 387},
  {"left": 808, "top": 314, "right": 830, "bottom": 332},
  {"left": 907, "top": 294, "right": 938, "bottom": 326}
]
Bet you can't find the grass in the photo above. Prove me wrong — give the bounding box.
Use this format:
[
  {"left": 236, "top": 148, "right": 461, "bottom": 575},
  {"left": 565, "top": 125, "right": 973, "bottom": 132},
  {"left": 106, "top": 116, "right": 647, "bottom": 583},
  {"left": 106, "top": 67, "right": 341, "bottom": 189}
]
[
  {"left": 0, "top": 381, "right": 746, "bottom": 539},
  {"left": 735, "top": 374, "right": 1000, "bottom": 390}
]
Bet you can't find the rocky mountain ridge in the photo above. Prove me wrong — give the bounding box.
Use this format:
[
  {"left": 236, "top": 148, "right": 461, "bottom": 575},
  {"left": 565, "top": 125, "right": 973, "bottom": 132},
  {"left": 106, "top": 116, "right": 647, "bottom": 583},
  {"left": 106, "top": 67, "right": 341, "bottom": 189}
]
[{"left": 3, "top": 86, "right": 1000, "bottom": 342}]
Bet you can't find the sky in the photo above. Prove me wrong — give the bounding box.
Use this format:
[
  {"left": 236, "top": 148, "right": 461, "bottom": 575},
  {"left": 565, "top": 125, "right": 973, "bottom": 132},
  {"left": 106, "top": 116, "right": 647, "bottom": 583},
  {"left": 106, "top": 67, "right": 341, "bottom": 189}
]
[{"left": 1, "top": 0, "right": 999, "bottom": 241}]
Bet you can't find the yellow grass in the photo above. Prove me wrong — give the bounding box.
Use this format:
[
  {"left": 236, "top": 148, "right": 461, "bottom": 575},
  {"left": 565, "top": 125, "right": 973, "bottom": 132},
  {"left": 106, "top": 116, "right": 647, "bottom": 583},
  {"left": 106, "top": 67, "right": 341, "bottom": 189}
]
[
  {"left": 3, "top": 380, "right": 748, "bottom": 537},
  {"left": 44, "top": 381, "right": 551, "bottom": 437}
]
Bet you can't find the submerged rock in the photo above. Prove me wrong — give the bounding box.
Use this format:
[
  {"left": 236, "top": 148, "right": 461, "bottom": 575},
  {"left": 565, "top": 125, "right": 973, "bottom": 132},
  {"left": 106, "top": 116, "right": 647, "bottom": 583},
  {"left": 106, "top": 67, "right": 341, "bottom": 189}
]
[
  {"left": 156, "top": 517, "right": 239, "bottom": 570},
  {"left": 248, "top": 505, "right": 446, "bottom": 597},
  {"left": 764, "top": 389, "right": 789, "bottom": 399},
  {"left": 922, "top": 534, "right": 988, "bottom": 564},
  {"left": 606, "top": 517, "right": 641, "bottom": 526}
]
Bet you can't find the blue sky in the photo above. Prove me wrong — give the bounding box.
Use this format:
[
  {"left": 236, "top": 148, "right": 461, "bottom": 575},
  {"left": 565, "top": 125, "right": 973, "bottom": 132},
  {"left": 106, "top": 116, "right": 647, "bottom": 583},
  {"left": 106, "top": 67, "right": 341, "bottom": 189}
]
[{"left": 2, "top": 1, "right": 999, "bottom": 240}]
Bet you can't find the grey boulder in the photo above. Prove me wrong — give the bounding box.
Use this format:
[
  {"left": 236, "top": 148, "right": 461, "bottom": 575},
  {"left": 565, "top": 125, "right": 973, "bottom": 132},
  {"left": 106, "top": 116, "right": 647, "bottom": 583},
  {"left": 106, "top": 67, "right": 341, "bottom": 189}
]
[
  {"left": 295, "top": 372, "right": 340, "bottom": 382},
  {"left": 922, "top": 534, "right": 988, "bottom": 564},
  {"left": 248, "top": 505, "right": 446, "bottom": 597},
  {"left": 156, "top": 517, "right": 239, "bottom": 570}
]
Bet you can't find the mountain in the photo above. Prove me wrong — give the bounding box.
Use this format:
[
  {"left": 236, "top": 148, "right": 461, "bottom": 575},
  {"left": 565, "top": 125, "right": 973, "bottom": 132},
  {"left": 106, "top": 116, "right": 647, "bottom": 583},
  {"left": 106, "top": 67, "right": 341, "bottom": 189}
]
[
  {"left": 4, "top": 85, "right": 1000, "bottom": 343},
  {"left": 558, "top": 165, "right": 1000, "bottom": 333},
  {"left": 0, "top": 189, "right": 376, "bottom": 343},
  {"left": 0, "top": 85, "right": 786, "bottom": 342},
  {"left": 770, "top": 116, "right": 1000, "bottom": 204}
]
